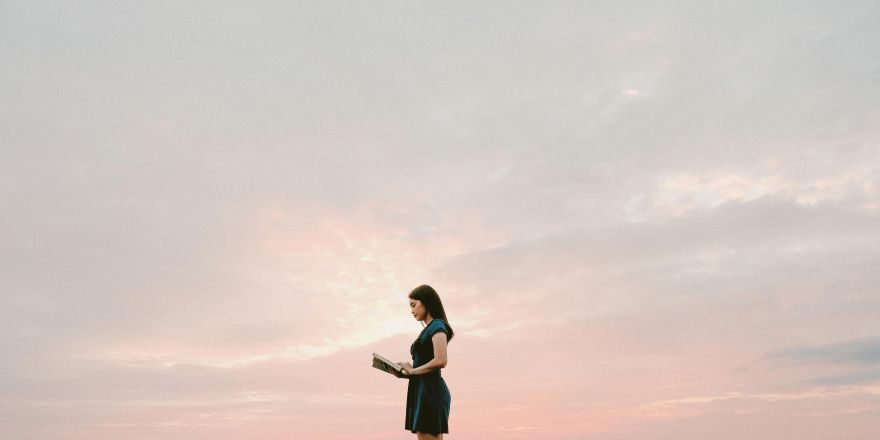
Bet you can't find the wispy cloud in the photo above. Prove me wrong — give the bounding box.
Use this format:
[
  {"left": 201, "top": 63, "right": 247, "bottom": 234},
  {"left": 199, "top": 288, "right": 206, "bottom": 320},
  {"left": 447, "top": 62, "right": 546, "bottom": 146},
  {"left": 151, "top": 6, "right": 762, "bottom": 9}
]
[
  {"left": 765, "top": 336, "right": 880, "bottom": 366},
  {"left": 3, "top": 1, "right": 879, "bottom": 439}
]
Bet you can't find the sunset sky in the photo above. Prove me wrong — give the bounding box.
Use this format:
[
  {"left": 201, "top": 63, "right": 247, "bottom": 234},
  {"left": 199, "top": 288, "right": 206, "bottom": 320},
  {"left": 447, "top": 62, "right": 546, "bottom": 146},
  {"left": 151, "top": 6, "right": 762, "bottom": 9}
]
[{"left": 2, "top": 1, "right": 879, "bottom": 439}]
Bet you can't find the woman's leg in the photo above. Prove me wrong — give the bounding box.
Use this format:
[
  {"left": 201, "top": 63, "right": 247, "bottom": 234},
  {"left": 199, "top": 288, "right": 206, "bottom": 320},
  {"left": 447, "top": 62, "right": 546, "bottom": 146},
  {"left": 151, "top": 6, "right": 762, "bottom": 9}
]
[{"left": 416, "top": 432, "right": 443, "bottom": 440}]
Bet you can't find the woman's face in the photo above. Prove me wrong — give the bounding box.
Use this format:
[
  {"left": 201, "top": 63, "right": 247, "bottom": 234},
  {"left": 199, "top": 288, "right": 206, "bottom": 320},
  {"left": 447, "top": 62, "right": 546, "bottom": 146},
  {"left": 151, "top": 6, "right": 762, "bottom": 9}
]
[{"left": 409, "top": 298, "right": 429, "bottom": 321}]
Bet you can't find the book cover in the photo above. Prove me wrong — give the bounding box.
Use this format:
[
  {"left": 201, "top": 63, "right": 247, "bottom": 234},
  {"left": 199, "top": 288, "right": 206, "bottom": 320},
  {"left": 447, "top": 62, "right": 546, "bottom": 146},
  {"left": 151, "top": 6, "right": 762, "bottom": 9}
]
[{"left": 372, "top": 352, "right": 406, "bottom": 378}]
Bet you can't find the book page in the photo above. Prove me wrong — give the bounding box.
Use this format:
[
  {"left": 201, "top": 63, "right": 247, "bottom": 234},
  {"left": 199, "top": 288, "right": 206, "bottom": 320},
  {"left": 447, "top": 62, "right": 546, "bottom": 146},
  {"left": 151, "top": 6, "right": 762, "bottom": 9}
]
[
  {"left": 372, "top": 352, "right": 405, "bottom": 378},
  {"left": 372, "top": 352, "right": 403, "bottom": 371}
]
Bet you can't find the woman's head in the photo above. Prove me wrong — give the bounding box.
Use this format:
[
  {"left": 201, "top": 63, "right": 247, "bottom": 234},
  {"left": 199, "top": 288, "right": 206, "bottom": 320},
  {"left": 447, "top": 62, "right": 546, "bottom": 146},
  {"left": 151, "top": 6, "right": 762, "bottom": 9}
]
[{"left": 408, "top": 284, "right": 454, "bottom": 341}]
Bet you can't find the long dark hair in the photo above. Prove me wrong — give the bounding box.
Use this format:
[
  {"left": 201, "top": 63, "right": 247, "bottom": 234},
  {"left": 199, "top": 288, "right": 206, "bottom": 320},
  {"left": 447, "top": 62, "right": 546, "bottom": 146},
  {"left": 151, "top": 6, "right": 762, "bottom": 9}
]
[{"left": 409, "top": 284, "right": 454, "bottom": 341}]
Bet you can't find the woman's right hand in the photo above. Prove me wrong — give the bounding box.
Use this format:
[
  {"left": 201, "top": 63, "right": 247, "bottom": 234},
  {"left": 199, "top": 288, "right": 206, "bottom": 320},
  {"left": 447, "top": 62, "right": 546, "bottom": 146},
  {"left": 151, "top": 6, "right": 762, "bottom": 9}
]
[{"left": 396, "top": 362, "right": 413, "bottom": 375}]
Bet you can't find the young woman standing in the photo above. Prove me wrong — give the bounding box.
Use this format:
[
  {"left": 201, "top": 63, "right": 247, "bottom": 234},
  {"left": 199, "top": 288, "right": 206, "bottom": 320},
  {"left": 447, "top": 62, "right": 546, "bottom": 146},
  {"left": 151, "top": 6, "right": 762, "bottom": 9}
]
[{"left": 398, "top": 284, "right": 454, "bottom": 439}]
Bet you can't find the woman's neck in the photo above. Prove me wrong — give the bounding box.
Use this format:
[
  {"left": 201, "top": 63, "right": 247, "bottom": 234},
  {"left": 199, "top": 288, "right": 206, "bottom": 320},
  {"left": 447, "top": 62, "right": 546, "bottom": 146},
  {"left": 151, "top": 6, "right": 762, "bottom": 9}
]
[{"left": 424, "top": 315, "right": 434, "bottom": 325}]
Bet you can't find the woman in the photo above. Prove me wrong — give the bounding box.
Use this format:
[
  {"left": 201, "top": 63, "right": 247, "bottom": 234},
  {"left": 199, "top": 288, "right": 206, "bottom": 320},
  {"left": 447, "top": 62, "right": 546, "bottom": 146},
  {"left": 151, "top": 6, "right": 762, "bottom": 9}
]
[{"left": 397, "top": 284, "right": 454, "bottom": 439}]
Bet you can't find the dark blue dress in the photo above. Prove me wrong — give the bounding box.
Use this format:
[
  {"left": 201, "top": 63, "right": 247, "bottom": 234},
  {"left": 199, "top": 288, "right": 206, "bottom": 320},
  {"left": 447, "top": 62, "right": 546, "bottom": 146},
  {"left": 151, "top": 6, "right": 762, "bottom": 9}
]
[{"left": 405, "top": 319, "right": 451, "bottom": 435}]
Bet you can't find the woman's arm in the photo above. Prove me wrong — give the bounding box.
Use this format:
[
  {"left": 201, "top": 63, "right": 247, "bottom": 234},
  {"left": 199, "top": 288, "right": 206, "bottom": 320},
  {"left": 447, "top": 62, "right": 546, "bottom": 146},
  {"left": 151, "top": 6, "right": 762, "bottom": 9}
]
[{"left": 405, "top": 333, "right": 448, "bottom": 376}]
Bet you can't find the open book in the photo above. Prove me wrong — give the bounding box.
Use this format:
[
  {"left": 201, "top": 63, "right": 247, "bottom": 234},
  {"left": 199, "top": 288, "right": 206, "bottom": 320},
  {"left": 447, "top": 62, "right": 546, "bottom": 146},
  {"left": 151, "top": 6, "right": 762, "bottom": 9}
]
[{"left": 372, "top": 352, "right": 406, "bottom": 378}]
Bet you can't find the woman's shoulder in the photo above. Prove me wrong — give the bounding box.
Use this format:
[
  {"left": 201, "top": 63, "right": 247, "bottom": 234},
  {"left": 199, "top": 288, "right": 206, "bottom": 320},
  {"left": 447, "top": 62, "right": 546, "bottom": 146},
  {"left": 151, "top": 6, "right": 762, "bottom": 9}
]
[
  {"left": 427, "top": 319, "right": 450, "bottom": 334},
  {"left": 418, "top": 319, "right": 447, "bottom": 336}
]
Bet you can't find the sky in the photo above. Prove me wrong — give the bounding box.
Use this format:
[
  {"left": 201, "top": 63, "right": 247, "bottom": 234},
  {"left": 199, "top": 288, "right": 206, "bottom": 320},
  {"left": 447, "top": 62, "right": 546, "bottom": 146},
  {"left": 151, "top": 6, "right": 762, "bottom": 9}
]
[{"left": 1, "top": 1, "right": 879, "bottom": 439}]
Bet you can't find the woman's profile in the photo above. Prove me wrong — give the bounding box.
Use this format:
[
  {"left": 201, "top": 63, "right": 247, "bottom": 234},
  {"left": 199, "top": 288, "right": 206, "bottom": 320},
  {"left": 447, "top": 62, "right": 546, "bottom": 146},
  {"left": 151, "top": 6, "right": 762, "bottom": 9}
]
[{"left": 397, "top": 284, "right": 454, "bottom": 439}]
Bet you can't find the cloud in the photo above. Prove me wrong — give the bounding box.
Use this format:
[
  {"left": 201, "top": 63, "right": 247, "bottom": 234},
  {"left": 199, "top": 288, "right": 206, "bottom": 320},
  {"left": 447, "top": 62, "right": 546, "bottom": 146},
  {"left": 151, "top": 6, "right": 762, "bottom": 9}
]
[
  {"left": 765, "top": 336, "right": 880, "bottom": 365},
  {"left": 805, "top": 370, "right": 880, "bottom": 386},
  {"left": 2, "top": 0, "right": 879, "bottom": 439},
  {"left": 635, "top": 384, "right": 880, "bottom": 422}
]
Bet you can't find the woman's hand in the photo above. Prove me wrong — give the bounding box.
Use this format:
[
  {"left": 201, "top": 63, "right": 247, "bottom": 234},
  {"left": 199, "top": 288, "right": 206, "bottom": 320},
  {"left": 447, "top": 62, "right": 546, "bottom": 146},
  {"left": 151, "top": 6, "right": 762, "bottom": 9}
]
[{"left": 397, "top": 362, "right": 414, "bottom": 375}]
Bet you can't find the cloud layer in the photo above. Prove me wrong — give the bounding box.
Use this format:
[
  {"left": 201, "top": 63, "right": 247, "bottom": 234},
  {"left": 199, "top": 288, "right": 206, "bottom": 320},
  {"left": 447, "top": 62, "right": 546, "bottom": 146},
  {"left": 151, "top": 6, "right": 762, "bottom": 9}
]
[{"left": 2, "top": 1, "right": 879, "bottom": 439}]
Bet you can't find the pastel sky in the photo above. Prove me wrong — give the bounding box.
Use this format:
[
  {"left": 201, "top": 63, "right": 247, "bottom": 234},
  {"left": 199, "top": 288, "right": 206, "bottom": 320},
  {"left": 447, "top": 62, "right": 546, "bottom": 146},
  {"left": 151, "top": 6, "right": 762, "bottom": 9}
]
[{"left": 2, "top": 1, "right": 879, "bottom": 439}]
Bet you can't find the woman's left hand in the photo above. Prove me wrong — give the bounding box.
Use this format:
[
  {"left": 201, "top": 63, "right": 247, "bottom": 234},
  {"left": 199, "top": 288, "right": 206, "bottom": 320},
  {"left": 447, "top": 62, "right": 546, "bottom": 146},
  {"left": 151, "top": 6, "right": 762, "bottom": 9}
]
[{"left": 399, "top": 362, "right": 414, "bottom": 374}]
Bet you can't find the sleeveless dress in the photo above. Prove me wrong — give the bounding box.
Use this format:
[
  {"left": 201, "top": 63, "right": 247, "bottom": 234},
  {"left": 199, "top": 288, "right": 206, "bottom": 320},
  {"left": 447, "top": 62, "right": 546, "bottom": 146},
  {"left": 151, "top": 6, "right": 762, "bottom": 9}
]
[{"left": 405, "top": 319, "right": 451, "bottom": 435}]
